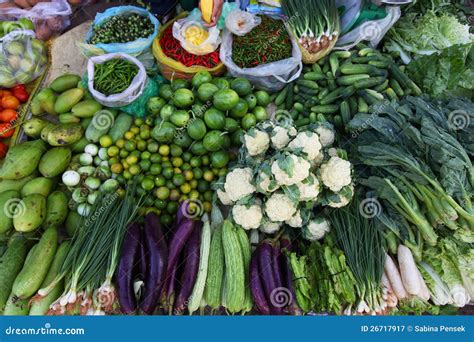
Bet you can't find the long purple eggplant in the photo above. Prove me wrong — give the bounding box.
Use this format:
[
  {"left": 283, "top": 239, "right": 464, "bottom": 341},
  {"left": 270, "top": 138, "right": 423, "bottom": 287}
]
[
  {"left": 270, "top": 242, "right": 284, "bottom": 315},
  {"left": 174, "top": 201, "right": 191, "bottom": 227},
  {"left": 258, "top": 240, "right": 280, "bottom": 315},
  {"left": 280, "top": 236, "right": 301, "bottom": 315},
  {"left": 140, "top": 213, "right": 168, "bottom": 315},
  {"left": 161, "top": 217, "right": 196, "bottom": 307},
  {"left": 117, "top": 222, "right": 141, "bottom": 314},
  {"left": 250, "top": 245, "right": 271, "bottom": 315},
  {"left": 134, "top": 228, "right": 147, "bottom": 280},
  {"left": 173, "top": 223, "right": 202, "bottom": 314}
]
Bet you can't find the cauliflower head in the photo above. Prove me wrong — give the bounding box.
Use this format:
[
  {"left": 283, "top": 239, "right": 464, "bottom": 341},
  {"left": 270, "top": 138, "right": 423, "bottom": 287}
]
[
  {"left": 285, "top": 210, "right": 303, "bottom": 228},
  {"left": 320, "top": 156, "right": 352, "bottom": 192},
  {"left": 265, "top": 192, "right": 297, "bottom": 222},
  {"left": 315, "top": 126, "right": 335, "bottom": 147},
  {"left": 297, "top": 173, "right": 320, "bottom": 201},
  {"left": 224, "top": 167, "right": 256, "bottom": 202},
  {"left": 327, "top": 185, "right": 354, "bottom": 208},
  {"left": 271, "top": 153, "right": 311, "bottom": 186},
  {"left": 217, "top": 189, "right": 233, "bottom": 205},
  {"left": 288, "top": 131, "right": 322, "bottom": 161},
  {"left": 260, "top": 221, "right": 281, "bottom": 234},
  {"left": 256, "top": 167, "right": 279, "bottom": 194},
  {"left": 271, "top": 126, "right": 292, "bottom": 149},
  {"left": 232, "top": 202, "right": 263, "bottom": 230},
  {"left": 302, "top": 217, "right": 330, "bottom": 241},
  {"left": 244, "top": 129, "right": 270, "bottom": 156}
]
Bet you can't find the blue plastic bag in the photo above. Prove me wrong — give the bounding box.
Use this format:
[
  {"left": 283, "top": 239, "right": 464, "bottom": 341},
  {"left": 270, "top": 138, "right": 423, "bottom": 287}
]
[{"left": 79, "top": 6, "right": 160, "bottom": 59}]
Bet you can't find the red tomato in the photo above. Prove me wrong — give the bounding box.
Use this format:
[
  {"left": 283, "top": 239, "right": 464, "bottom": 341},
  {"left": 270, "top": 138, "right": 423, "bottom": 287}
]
[
  {"left": 0, "top": 141, "right": 7, "bottom": 159},
  {"left": 0, "top": 109, "right": 17, "bottom": 123},
  {"left": 1, "top": 96, "right": 20, "bottom": 110},
  {"left": 12, "top": 88, "right": 29, "bottom": 103},
  {"left": 0, "top": 123, "right": 14, "bottom": 138},
  {"left": 0, "top": 90, "right": 12, "bottom": 98}
]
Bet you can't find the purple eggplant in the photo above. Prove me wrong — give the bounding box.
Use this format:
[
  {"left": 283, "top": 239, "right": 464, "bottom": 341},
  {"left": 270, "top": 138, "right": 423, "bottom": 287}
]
[
  {"left": 161, "top": 217, "right": 195, "bottom": 307},
  {"left": 134, "top": 228, "right": 147, "bottom": 280},
  {"left": 279, "top": 236, "right": 301, "bottom": 315},
  {"left": 117, "top": 222, "right": 141, "bottom": 314},
  {"left": 140, "top": 213, "right": 168, "bottom": 315},
  {"left": 173, "top": 222, "right": 202, "bottom": 314},
  {"left": 174, "top": 201, "right": 191, "bottom": 227},
  {"left": 250, "top": 245, "right": 271, "bottom": 315},
  {"left": 270, "top": 242, "right": 284, "bottom": 315},
  {"left": 258, "top": 240, "right": 280, "bottom": 315}
]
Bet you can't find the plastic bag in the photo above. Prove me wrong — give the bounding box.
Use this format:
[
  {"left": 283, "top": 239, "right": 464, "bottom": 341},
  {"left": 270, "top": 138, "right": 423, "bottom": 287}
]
[
  {"left": 220, "top": 28, "right": 302, "bottom": 92},
  {"left": 225, "top": 9, "right": 261, "bottom": 36},
  {"left": 0, "top": 0, "right": 72, "bottom": 41},
  {"left": 335, "top": 6, "right": 401, "bottom": 50},
  {"left": 258, "top": 0, "right": 281, "bottom": 7},
  {"left": 173, "top": 12, "right": 221, "bottom": 55},
  {"left": 118, "top": 75, "right": 164, "bottom": 117},
  {"left": 87, "top": 53, "right": 147, "bottom": 108},
  {"left": 79, "top": 6, "right": 160, "bottom": 67},
  {"left": 0, "top": 30, "right": 47, "bottom": 87},
  {"left": 67, "top": 0, "right": 99, "bottom": 6}
]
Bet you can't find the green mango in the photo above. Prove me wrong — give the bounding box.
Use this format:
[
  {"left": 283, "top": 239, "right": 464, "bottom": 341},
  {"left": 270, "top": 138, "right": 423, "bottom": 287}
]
[
  {"left": 80, "top": 117, "right": 92, "bottom": 130},
  {"left": 65, "top": 210, "right": 82, "bottom": 237},
  {"left": 58, "top": 113, "right": 81, "bottom": 124},
  {"left": 13, "top": 194, "right": 46, "bottom": 232},
  {"left": 54, "top": 88, "right": 85, "bottom": 114},
  {"left": 40, "top": 123, "right": 55, "bottom": 142},
  {"left": 38, "top": 147, "right": 72, "bottom": 178},
  {"left": 47, "top": 123, "right": 84, "bottom": 147},
  {"left": 70, "top": 137, "right": 89, "bottom": 153},
  {"left": 44, "top": 191, "right": 69, "bottom": 228},
  {"left": 37, "top": 88, "right": 57, "bottom": 116},
  {"left": 71, "top": 100, "right": 102, "bottom": 118},
  {"left": 0, "top": 140, "right": 47, "bottom": 180},
  {"left": 20, "top": 177, "right": 55, "bottom": 197},
  {"left": 30, "top": 96, "right": 43, "bottom": 116},
  {"left": 49, "top": 74, "right": 81, "bottom": 93},
  {"left": 23, "top": 118, "right": 50, "bottom": 138},
  {"left": 0, "top": 190, "right": 21, "bottom": 234},
  {"left": 0, "top": 173, "right": 39, "bottom": 194}
]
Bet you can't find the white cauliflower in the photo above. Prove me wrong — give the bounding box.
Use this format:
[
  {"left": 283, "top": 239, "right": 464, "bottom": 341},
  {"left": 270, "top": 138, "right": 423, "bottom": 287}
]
[
  {"left": 271, "top": 154, "right": 310, "bottom": 186},
  {"left": 265, "top": 192, "right": 297, "bottom": 222},
  {"left": 271, "top": 126, "right": 291, "bottom": 149},
  {"left": 328, "top": 185, "right": 354, "bottom": 208},
  {"left": 297, "top": 173, "right": 320, "bottom": 201},
  {"left": 244, "top": 129, "right": 270, "bottom": 156},
  {"left": 232, "top": 202, "right": 263, "bottom": 230},
  {"left": 320, "top": 156, "right": 352, "bottom": 192},
  {"left": 217, "top": 189, "right": 233, "bottom": 205},
  {"left": 328, "top": 148, "right": 338, "bottom": 157},
  {"left": 288, "top": 126, "right": 297, "bottom": 136},
  {"left": 288, "top": 131, "right": 322, "bottom": 161},
  {"left": 224, "top": 168, "right": 256, "bottom": 202},
  {"left": 315, "top": 126, "right": 335, "bottom": 147},
  {"left": 256, "top": 168, "right": 279, "bottom": 194},
  {"left": 302, "top": 217, "right": 330, "bottom": 241},
  {"left": 260, "top": 221, "right": 281, "bottom": 234},
  {"left": 285, "top": 210, "right": 302, "bottom": 228}
]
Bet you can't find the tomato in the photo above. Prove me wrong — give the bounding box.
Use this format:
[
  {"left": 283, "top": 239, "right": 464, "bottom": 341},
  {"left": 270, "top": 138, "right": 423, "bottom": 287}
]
[
  {"left": 0, "top": 141, "right": 7, "bottom": 159},
  {"left": 0, "top": 90, "right": 12, "bottom": 98},
  {"left": 12, "top": 88, "right": 29, "bottom": 103},
  {"left": 0, "top": 123, "right": 14, "bottom": 138},
  {"left": 0, "top": 109, "right": 17, "bottom": 123},
  {"left": 1, "top": 96, "right": 20, "bottom": 110}
]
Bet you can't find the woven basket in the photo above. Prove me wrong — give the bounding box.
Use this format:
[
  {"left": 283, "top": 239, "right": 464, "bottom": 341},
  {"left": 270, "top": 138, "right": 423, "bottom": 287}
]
[
  {"left": 299, "top": 38, "right": 338, "bottom": 64},
  {"left": 152, "top": 13, "right": 225, "bottom": 81}
]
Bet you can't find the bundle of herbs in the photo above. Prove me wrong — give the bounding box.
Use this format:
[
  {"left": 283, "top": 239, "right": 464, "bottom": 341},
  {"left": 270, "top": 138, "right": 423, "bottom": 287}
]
[
  {"left": 281, "top": 0, "right": 339, "bottom": 63},
  {"left": 232, "top": 16, "right": 292, "bottom": 69},
  {"left": 38, "top": 183, "right": 144, "bottom": 315}
]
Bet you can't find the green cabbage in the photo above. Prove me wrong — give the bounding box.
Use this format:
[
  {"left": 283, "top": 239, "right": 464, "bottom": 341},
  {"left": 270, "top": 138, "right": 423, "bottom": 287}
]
[{"left": 385, "top": 11, "right": 472, "bottom": 64}]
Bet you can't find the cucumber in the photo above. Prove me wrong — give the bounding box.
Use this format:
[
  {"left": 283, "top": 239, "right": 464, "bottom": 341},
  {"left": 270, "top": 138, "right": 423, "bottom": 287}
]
[
  {"left": 236, "top": 228, "right": 252, "bottom": 314},
  {"left": 336, "top": 74, "right": 370, "bottom": 86},
  {"left": 317, "top": 88, "right": 329, "bottom": 100},
  {"left": 285, "top": 84, "right": 294, "bottom": 110},
  {"left": 369, "top": 60, "right": 389, "bottom": 69},
  {"left": 389, "top": 79, "right": 405, "bottom": 97},
  {"left": 293, "top": 102, "right": 304, "bottom": 113},
  {"left": 329, "top": 53, "right": 339, "bottom": 77},
  {"left": 0, "top": 235, "right": 27, "bottom": 314},
  {"left": 357, "top": 97, "right": 369, "bottom": 113},
  {"left": 385, "top": 88, "right": 399, "bottom": 101},
  {"left": 320, "top": 88, "right": 345, "bottom": 105},
  {"left": 388, "top": 62, "right": 422, "bottom": 96},
  {"left": 328, "top": 79, "right": 337, "bottom": 91},
  {"left": 340, "top": 86, "right": 356, "bottom": 99},
  {"left": 204, "top": 225, "right": 224, "bottom": 310},
  {"left": 310, "top": 104, "right": 339, "bottom": 114},
  {"left": 373, "top": 79, "right": 389, "bottom": 92},
  {"left": 29, "top": 241, "right": 70, "bottom": 315},
  {"left": 12, "top": 228, "right": 58, "bottom": 299},
  {"left": 340, "top": 101, "right": 351, "bottom": 126},
  {"left": 109, "top": 112, "right": 133, "bottom": 143},
  {"left": 275, "top": 85, "right": 289, "bottom": 106},
  {"left": 312, "top": 63, "right": 322, "bottom": 73},
  {"left": 349, "top": 96, "right": 358, "bottom": 115},
  {"left": 296, "top": 79, "right": 319, "bottom": 90},
  {"left": 304, "top": 72, "right": 325, "bottom": 81},
  {"left": 85, "top": 109, "right": 118, "bottom": 143},
  {"left": 298, "top": 86, "right": 318, "bottom": 96},
  {"left": 353, "top": 76, "right": 386, "bottom": 90},
  {"left": 333, "top": 51, "right": 351, "bottom": 59}
]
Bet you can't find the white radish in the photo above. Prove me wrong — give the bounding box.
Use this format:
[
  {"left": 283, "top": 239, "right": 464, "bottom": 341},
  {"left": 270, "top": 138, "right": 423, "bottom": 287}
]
[
  {"left": 381, "top": 271, "right": 393, "bottom": 292},
  {"left": 384, "top": 254, "right": 407, "bottom": 299},
  {"left": 416, "top": 267, "right": 431, "bottom": 301},
  {"left": 398, "top": 245, "right": 422, "bottom": 296}
]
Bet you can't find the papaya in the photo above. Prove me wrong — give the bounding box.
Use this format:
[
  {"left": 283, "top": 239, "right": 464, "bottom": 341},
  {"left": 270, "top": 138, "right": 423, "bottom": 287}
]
[
  {"left": 38, "top": 147, "right": 72, "bottom": 178},
  {"left": 0, "top": 140, "right": 47, "bottom": 180},
  {"left": 13, "top": 194, "right": 46, "bottom": 232}
]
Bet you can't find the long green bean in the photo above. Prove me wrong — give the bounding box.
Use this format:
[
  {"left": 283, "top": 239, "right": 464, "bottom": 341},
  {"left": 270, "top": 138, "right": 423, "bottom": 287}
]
[{"left": 93, "top": 59, "right": 139, "bottom": 96}]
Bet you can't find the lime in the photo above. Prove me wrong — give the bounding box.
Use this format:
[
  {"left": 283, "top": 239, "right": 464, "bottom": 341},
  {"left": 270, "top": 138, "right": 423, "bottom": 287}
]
[
  {"left": 150, "top": 153, "right": 162, "bottom": 163},
  {"left": 141, "top": 178, "right": 155, "bottom": 191},
  {"left": 150, "top": 163, "right": 162, "bottom": 175},
  {"left": 156, "top": 186, "right": 170, "bottom": 200},
  {"left": 159, "top": 145, "right": 170, "bottom": 156},
  {"left": 154, "top": 175, "right": 166, "bottom": 187},
  {"left": 245, "top": 94, "right": 257, "bottom": 110},
  {"left": 99, "top": 135, "right": 113, "bottom": 148},
  {"left": 210, "top": 150, "right": 229, "bottom": 168},
  {"left": 254, "top": 106, "right": 269, "bottom": 121},
  {"left": 154, "top": 199, "right": 167, "bottom": 210},
  {"left": 147, "top": 141, "right": 159, "bottom": 153},
  {"left": 173, "top": 174, "right": 186, "bottom": 186},
  {"left": 107, "top": 146, "right": 119, "bottom": 157}
]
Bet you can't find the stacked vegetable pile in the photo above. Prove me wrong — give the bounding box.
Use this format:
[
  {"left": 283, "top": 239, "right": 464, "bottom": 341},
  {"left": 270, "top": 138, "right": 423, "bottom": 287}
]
[
  {"left": 216, "top": 118, "right": 354, "bottom": 238},
  {"left": 271, "top": 44, "right": 421, "bottom": 131}
]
